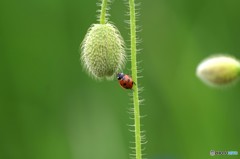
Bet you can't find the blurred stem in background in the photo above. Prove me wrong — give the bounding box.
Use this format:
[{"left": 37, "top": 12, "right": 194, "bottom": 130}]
[{"left": 129, "top": 0, "right": 142, "bottom": 159}]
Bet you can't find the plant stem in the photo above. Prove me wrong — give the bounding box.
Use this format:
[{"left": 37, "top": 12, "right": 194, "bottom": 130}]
[
  {"left": 100, "top": 0, "right": 108, "bottom": 24},
  {"left": 129, "top": 0, "right": 142, "bottom": 159}
]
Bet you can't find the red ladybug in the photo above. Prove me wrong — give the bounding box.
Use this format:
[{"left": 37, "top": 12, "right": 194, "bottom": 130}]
[{"left": 117, "top": 73, "right": 134, "bottom": 89}]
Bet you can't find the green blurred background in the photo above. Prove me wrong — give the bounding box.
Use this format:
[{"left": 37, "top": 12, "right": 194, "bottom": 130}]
[{"left": 1, "top": 0, "right": 240, "bottom": 159}]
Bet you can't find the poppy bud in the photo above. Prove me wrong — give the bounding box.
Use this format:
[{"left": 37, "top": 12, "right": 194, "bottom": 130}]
[
  {"left": 81, "top": 23, "right": 126, "bottom": 80},
  {"left": 196, "top": 55, "right": 240, "bottom": 87}
]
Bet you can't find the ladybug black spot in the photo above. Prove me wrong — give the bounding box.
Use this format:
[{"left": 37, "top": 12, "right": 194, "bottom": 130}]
[
  {"left": 123, "top": 83, "right": 127, "bottom": 86},
  {"left": 128, "top": 79, "right": 130, "bottom": 82}
]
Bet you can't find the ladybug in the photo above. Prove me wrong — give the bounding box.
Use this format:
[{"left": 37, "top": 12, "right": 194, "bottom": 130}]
[{"left": 117, "top": 73, "right": 134, "bottom": 89}]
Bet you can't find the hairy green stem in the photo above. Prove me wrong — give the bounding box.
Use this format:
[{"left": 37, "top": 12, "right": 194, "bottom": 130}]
[
  {"left": 129, "top": 0, "right": 142, "bottom": 159},
  {"left": 100, "top": 0, "right": 108, "bottom": 24}
]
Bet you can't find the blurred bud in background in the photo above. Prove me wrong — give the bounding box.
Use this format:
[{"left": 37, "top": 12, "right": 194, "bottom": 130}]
[{"left": 196, "top": 55, "right": 240, "bottom": 87}]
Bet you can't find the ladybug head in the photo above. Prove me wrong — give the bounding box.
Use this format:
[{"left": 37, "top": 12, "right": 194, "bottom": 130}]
[{"left": 117, "top": 73, "right": 124, "bottom": 80}]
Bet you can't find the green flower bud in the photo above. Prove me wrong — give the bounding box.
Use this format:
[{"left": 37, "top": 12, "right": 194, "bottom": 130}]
[
  {"left": 81, "top": 23, "right": 126, "bottom": 80},
  {"left": 196, "top": 55, "right": 240, "bottom": 87}
]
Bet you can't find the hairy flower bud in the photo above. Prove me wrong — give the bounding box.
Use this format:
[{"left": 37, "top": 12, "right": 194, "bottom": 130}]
[
  {"left": 196, "top": 55, "right": 240, "bottom": 87},
  {"left": 81, "top": 23, "right": 126, "bottom": 80}
]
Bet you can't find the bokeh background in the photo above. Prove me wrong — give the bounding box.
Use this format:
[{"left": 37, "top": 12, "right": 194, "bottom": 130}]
[{"left": 1, "top": 0, "right": 240, "bottom": 159}]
